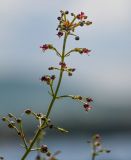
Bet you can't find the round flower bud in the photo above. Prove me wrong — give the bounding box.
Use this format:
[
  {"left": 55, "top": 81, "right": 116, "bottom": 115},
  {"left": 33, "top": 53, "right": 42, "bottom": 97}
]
[
  {"left": 8, "top": 121, "right": 15, "bottom": 128},
  {"left": 57, "top": 17, "right": 61, "bottom": 20},
  {"left": 78, "top": 96, "right": 82, "bottom": 100},
  {"left": 51, "top": 75, "right": 56, "bottom": 80},
  {"left": 25, "top": 109, "right": 32, "bottom": 115},
  {"left": 49, "top": 124, "right": 54, "bottom": 129},
  {"left": 65, "top": 10, "right": 69, "bottom": 14},
  {"left": 17, "top": 131, "right": 21, "bottom": 136},
  {"left": 2, "top": 117, "right": 6, "bottom": 121},
  {"left": 48, "top": 67, "right": 54, "bottom": 70},
  {"left": 35, "top": 155, "right": 41, "bottom": 160},
  {"left": 8, "top": 113, "right": 13, "bottom": 118},
  {"left": 106, "top": 150, "right": 111, "bottom": 153},
  {"left": 46, "top": 151, "right": 51, "bottom": 157},
  {"left": 68, "top": 72, "right": 72, "bottom": 76},
  {"left": 75, "top": 36, "right": 80, "bottom": 40},
  {"left": 16, "top": 118, "right": 22, "bottom": 123},
  {"left": 72, "top": 68, "right": 76, "bottom": 72},
  {"left": 80, "top": 22, "right": 84, "bottom": 26},
  {"left": 40, "top": 145, "right": 48, "bottom": 153}
]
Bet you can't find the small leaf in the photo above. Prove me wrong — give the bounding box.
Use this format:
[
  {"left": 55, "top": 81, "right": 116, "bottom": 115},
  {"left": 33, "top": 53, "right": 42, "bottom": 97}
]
[{"left": 57, "top": 127, "right": 69, "bottom": 133}]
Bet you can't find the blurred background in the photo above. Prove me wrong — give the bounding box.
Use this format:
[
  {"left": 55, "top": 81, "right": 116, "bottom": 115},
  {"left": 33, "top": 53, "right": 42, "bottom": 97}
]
[{"left": 0, "top": 0, "right": 131, "bottom": 159}]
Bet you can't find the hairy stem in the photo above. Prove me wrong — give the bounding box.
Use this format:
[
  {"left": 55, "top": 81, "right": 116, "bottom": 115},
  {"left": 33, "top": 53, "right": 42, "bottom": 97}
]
[{"left": 21, "top": 33, "right": 68, "bottom": 160}]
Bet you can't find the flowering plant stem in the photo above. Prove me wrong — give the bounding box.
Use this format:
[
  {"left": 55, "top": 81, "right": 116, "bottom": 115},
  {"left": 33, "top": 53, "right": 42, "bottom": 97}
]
[{"left": 21, "top": 33, "right": 68, "bottom": 160}]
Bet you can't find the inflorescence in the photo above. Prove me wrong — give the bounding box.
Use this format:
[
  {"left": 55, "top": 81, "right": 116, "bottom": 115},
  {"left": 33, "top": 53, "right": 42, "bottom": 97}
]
[{"left": 40, "top": 10, "right": 93, "bottom": 112}]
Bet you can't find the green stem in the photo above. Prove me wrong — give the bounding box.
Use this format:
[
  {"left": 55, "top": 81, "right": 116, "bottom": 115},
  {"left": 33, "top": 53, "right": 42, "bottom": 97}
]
[
  {"left": 21, "top": 33, "right": 68, "bottom": 160},
  {"left": 92, "top": 155, "right": 95, "bottom": 160},
  {"left": 19, "top": 122, "right": 28, "bottom": 149},
  {"left": 92, "top": 145, "right": 96, "bottom": 160},
  {"left": 50, "top": 83, "right": 54, "bottom": 97}
]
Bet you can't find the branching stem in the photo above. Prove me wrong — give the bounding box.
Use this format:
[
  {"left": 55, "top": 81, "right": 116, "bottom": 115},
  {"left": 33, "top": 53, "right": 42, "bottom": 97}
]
[{"left": 21, "top": 32, "right": 68, "bottom": 160}]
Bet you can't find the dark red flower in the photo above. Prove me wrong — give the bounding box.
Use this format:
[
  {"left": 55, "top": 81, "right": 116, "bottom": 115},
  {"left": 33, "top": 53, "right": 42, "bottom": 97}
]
[
  {"left": 40, "top": 76, "right": 48, "bottom": 82},
  {"left": 77, "top": 12, "right": 87, "bottom": 20},
  {"left": 40, "top": 76, "right": 50, "bottom": 84},
  {"left": 40, "top": 44, "right": 49, "bottom": 52},
  {"left": 86, "top": 97, "right": 93, "bottom": 102},
  {"left": 81, "top": 48, "right": 91, "bottom": 54},
  {"left": 71, "top": 68, "right": 76, "bottom": 72},
  {"left": 51, "top": 75, "right": 56, "bottom": 80},
  {"left": 83, "top": 103, "right": 92, "bottom": 111},
  {"left": 40, "top": 145, "right": 48, "bottom": 153},
  {"left": 59, "top": 62, "right": 66, "bottom": 68},
  {"left": 57, "top": 31, "right": 63, "bottom": 38}
]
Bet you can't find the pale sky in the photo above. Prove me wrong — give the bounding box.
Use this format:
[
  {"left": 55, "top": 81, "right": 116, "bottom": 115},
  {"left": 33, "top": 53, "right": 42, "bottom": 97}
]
[{"left": 0, "top": 0, "right": 131, "bottom": 110}]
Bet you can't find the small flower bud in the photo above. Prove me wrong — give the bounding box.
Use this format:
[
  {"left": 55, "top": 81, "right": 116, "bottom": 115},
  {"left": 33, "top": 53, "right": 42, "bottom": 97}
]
[
  {"left": 83, "top": 103, "right": 92, "bottom": 111},
  {"left": 35, "top": 155, "right": 41, "bottom": 160},
  {"left": 16, "top": 118, "right": 22, "bottom": 123},
  {"left": 40, "top": 145, "right": 48, "bottom": 153},
  {"left": 8, "top": 113, "right": 13, "bottom": 118},
  {"left": 65, "top": 10, "right": 69, "bottom": 14},
  {"left": 36, "top": 113, "right": 43, "bottom": 118},
  {"left": 57, "top": 31, "right": 63, "bottom": 38},
  {"left": 86, "top": 21, "right": 92, "bottom": 25},
  {"left": 71, "top": 13, "right": 75, "bottom": 16},
  {"left": 78, "top": 96, "right": 82, "bottom": 100},
  {"left": 94, "top": 141, "right": 100, "bottom": 147},
  {"left": 59, "top": 62, "right": 66, "bottom": 68},
  {"left": 49, "top": 124, "right": 54, "bottom": 129},
  {"left": 2, "top": 117, "right": 6, "bottom": 121},
  {"left": 46, "top": 151, "right": 51, "bottom": 157},
  {"left": 51, "top": 75, "right": 56, "bottom": 80},
  {"left": 48, "top": 67, "right": 54, "bottom": 70},
  {"left": 84, "top": 16, "right": 87, "bottom": 19},
  {"left": 68, "top": 72, "right": 72, "bottom": 76},
  {"left": 86, "top": 97, "right": 93, "bottom": 102},
  {"left": 80, "top": 22, "right": 84, "bottom": 26},
  {"left": 17, "top": 131, "right": 21, "bottom": 136},
  {"left": 75, "top": 36, "right": 80, "bottom": 40},
  {"left": 25, "top": 109, "right": 32, "bottom": 115},
  {"left": 8, "top": 121, "right": 15, "bottom": 128},
  {"left": 57, "top": 17, "right": 61, "bottom": 20},
  {"left": 40, "top": 76, "right": 47, "bottom": 82},
  {"left": 72, "top": 68, "right": 76, "bottom": 72},
  {"left": 106, "top": 150, "right": 111, "bottom": 153}
]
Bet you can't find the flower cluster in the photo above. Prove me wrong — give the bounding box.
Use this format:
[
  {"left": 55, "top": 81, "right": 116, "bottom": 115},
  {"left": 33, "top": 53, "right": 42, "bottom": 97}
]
[
  {"left": 74, "top": 48, "right": 91, "bottom": 55},
  {"left": 56, "top": 10, "right": 92, "bottom": 39},
  {"left": 41, "top": 75, "right": 56, "bottom": 85},
  {"left": 89, "top": 134, "right": 110, "bottom": 159},
  {"left": 71, "top": 96, "right": 93, "bottom": 112},
  {"left": 59, "top": 62, "right": 67, "bottom": 68},
  {"left": 81, "top": 97, "right": 93, "bottom": 111}
]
